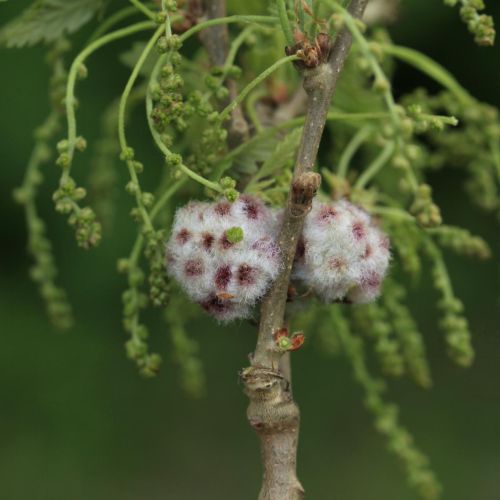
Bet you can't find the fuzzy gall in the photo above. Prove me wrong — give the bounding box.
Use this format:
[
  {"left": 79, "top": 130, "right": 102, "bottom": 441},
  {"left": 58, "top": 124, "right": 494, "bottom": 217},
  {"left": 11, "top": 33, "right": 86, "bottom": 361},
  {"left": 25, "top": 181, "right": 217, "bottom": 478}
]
[
  {"left": 166, "top": 195, "right": 281, "bottom": 321},
  {"left": 294, "top": 199, "right": 390, "bottom": 303}
]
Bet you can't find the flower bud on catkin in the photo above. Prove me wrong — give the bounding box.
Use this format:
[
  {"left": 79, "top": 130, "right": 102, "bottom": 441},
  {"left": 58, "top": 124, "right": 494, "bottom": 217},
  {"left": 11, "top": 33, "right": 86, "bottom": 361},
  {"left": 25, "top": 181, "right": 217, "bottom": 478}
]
[
  {"left": 294, "top": 199, "right": 390, "bottom": 303},
  {"left": 166, "top": 195, "right": 281, "bottom": 321}
]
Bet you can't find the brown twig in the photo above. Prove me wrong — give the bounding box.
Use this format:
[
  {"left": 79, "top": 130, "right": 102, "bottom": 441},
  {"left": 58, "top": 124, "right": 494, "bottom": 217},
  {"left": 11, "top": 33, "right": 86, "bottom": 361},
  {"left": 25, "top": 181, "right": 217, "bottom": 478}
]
[
  {"left": 241, "top": 1, "right": 370, "bottom": 499},
  {"left": 199, "top": 0, "right": 249, "bottom": 146}
]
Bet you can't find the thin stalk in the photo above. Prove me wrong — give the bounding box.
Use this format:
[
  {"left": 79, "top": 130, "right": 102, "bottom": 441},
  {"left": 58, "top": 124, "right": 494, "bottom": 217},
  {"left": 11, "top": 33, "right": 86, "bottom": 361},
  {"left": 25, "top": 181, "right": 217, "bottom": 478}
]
[
  {"left": 337, "top": 125, "right": 372, "bottom": 179},
  {"left": 63, "top": 21, "right": 155, "bottom": 180},
  {"left": 219, "top": 55, "right": 299, "bottom": 122},
  {"left": 179, "top": 15, "right": 278, "bottom": 43},
  {"left": 87, "top": 5, "right": 141, "bottom": 42},
  {"left": 327, "top": 1, "right": 400, "bottom": 132},
  {"left": 381, "top": 44, "right": 473, "bottom": 105},
  {"left": 246, "top": 89, "right": 267, "bottom": 133},
  {"left": 276, "top": 0, "right": 294, "bottom": 45},
  {"left": 118, "top": 25, "right": 165, "bottom": 232},
  {"left": 128, "top": 0, "right": 156, "bottom": 20},
  {"left": 371, "top": 205, "right": 415, "bottom": 222},
  {"left": 355, "top": 140, "right": 396, "bottom": 190},
  {"left": 225, "top": 24, "right": 256, "bottom": 72}
]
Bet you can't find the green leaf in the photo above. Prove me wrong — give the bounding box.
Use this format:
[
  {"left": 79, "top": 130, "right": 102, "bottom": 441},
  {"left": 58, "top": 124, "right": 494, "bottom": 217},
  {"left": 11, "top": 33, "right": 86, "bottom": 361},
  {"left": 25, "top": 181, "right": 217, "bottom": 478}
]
[
  {"left": 230, "top": 133, "right": 279, "bottom": 177},
  {"left": 246, "top": 127, "right": 302, "bottom": 190},
  {"left": 0, "top": 0, "right": 103, "bottom": 48}
]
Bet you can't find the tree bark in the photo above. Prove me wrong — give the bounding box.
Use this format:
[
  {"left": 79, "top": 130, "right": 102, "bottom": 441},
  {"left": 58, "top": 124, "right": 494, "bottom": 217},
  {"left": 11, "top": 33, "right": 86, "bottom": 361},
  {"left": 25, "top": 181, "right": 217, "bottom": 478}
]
[{"left": 241, "top": 1, "right": 371, "bottom": 499}]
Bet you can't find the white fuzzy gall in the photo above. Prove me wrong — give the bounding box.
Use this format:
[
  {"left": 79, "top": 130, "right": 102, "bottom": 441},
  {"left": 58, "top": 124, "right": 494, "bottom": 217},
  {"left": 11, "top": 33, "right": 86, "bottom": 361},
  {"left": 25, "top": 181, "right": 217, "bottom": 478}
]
[
  {"left": 165, "top": 195, "right": 281, "bottom": 321},
  {"left": 294, "top": 199, "right": 390, "bottom": 303}
]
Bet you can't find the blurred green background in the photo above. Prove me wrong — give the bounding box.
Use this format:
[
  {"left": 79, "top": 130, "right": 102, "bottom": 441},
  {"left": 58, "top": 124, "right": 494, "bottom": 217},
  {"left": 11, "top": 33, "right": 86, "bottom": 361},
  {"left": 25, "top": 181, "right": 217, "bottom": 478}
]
[{"left": 1, "top": 1, "right": 500, "bottom": 499}]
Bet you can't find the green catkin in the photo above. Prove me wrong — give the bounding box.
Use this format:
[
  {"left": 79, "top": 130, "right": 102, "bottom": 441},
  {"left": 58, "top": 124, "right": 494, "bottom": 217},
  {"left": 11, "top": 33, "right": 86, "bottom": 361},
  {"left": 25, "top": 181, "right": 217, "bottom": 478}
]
[
  {"left": 427, "top": 225, "right": 491, "bottom": 259},
  {"left": 401, "top": 89, "right": 500, "bottom": 217},
  {"left": 410, "top": 184, "right": 442, "bottom": 228},
  {"left": 382, "top": 280, "right": 433, "bottom": 388},
  {"left": 389, "top": 221, "right": 422, "bottom": 277},
  {"left": 54, "top": 24, "right": 156, "bottom": 249},
  {"left": 443, "top": 0, "right": 496, "bottom": 46},
  {"left": 13, "top": 42, "right": 73, "bottom": 330},
  {"left": 117, "top": 22, "right": 172, "bottom": 375},
  {"left": 331, "top": 306, "right": 441, "bottom": 500},
  {"left": 165, "top": 297, "right": 206, "bottom": 398},
  {"left": 119, "top": 251, "right": 162, "bottom": 378},
  {"left": 350, "top": 304, "right": 406, "bottom": 378},
  {"left": 424, "top": 239, "right": 474, "bottom": 367}
]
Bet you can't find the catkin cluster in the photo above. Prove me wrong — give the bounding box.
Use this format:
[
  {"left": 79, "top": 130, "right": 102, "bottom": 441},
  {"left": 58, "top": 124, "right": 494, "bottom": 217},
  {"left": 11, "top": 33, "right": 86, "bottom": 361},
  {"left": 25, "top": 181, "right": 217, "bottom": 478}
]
[{"left": 166, "top": 197, "right": 391, "bottom": 320}]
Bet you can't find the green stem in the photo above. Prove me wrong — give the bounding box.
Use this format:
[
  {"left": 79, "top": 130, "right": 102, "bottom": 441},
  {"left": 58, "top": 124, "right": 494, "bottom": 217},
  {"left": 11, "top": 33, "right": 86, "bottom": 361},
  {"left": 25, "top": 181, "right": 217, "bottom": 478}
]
[
  {"left": 381, "top": 44, "right": 473, "bottom": 105},
  {"left": 225, "top": 24, "right": 256, "bottom": 72},
  {"left": 337, "top": 125, "right": 372, "bottom": 179},
  {"left": 150, "top": 178, "right": 187, "bottom": 220},
  {"left": 87, "top": 5, "right": 141, "bottom": 42},
  {"left": 327, "top": 2, "right": 424, "bottom": 193},
  {"left": 119, "top": 25, "right": 165, "bottom": 232},
  {"left": 425, "top": 238, "right": 455, "bottom": 302},
  {"left": 420, "top": 113, "right": 459, "bottom": 126},
  {"left": 64, "top": 21, "right": 156, "bottom": 179},
  {"left": 129, "top": 0, "right": 156, "bottom": 20},
  {"left": 276, "top": 0, "right": 294, "bottom": 45},
  {"left": 246, "top": 89, "right": 266, "bottom": 133},
  {"left": 371, "top": 205, "right": 415, "bottom": 222},
  {"left": 355, "top": 141, "right": 396, "bottom": 190},
  {"left": 327, "top": 1, "right": 400, "bottom": 130},
  {"left": 161, "top": 0, "right": 173, "bottom": 37},
  {"left": 179, "top": 15, "right": 278, "bottom": 43},
  {"left": 219, "top": 54, "right": 299, "bottom": 122}
]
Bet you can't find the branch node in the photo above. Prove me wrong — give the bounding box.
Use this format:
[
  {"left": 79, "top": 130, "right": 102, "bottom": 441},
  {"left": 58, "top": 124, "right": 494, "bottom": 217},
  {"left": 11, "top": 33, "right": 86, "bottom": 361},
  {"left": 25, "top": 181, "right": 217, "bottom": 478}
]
[{"left": 291, "top": 171, "right": 321, "bottom": 215}]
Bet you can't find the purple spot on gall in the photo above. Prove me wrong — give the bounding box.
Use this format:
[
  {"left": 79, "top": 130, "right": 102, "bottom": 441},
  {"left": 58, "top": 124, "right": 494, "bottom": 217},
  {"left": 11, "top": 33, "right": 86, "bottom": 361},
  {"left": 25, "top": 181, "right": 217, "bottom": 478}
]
[
  {"left": 215, "top": 265, "right": 232, "bottom": 290},
  {"left": 238, "top": 264, "right": 255, "bottom": 286},
  {"left": 352, "top": 221, "right": 365, "bottom": 240},
  {"left": 363, "top": 271, "right": 381, "bottom": 288},
  {"left": 318, "top": 205, "right": 338, "bottom": 223},
  {"left": 220, "top": 233, "right": 234, "bottom": 249},
  {"left": 184, "top": 259, "right": 204, "bottom": 277},
  {"left": 176, "top": 228, "right": 191, "bottom": 244},
  {"left": 202, "top": 232, "right": 214, "bottom": 250},
  {"left": 214, "top": 201, "right": 231, "bottom": 216},
  {"left": 241, "top": 195, "right": 260, "bottom": 220},
  {"left": 363, "top": 244, "right": 373, "bottom": 259}
]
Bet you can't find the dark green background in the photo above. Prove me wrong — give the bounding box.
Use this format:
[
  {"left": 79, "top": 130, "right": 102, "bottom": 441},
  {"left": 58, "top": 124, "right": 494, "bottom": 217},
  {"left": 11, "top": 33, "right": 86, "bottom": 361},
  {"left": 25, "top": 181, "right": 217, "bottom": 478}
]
[{"left": 1, "top": 1, "right": 499, "bottom": 499}]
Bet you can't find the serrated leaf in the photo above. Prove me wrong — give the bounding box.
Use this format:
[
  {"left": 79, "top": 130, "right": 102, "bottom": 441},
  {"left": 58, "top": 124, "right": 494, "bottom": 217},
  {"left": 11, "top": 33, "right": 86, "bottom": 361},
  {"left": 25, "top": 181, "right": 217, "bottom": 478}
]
[
  {"left": 246, "top": 127, "right": 302, "bottom": 190},
  {"left": 232, "top": 134, "right": 279, "bottom": 176},
  {"left": 0, "top": 0, "right": 103, "bottom": 48}
]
